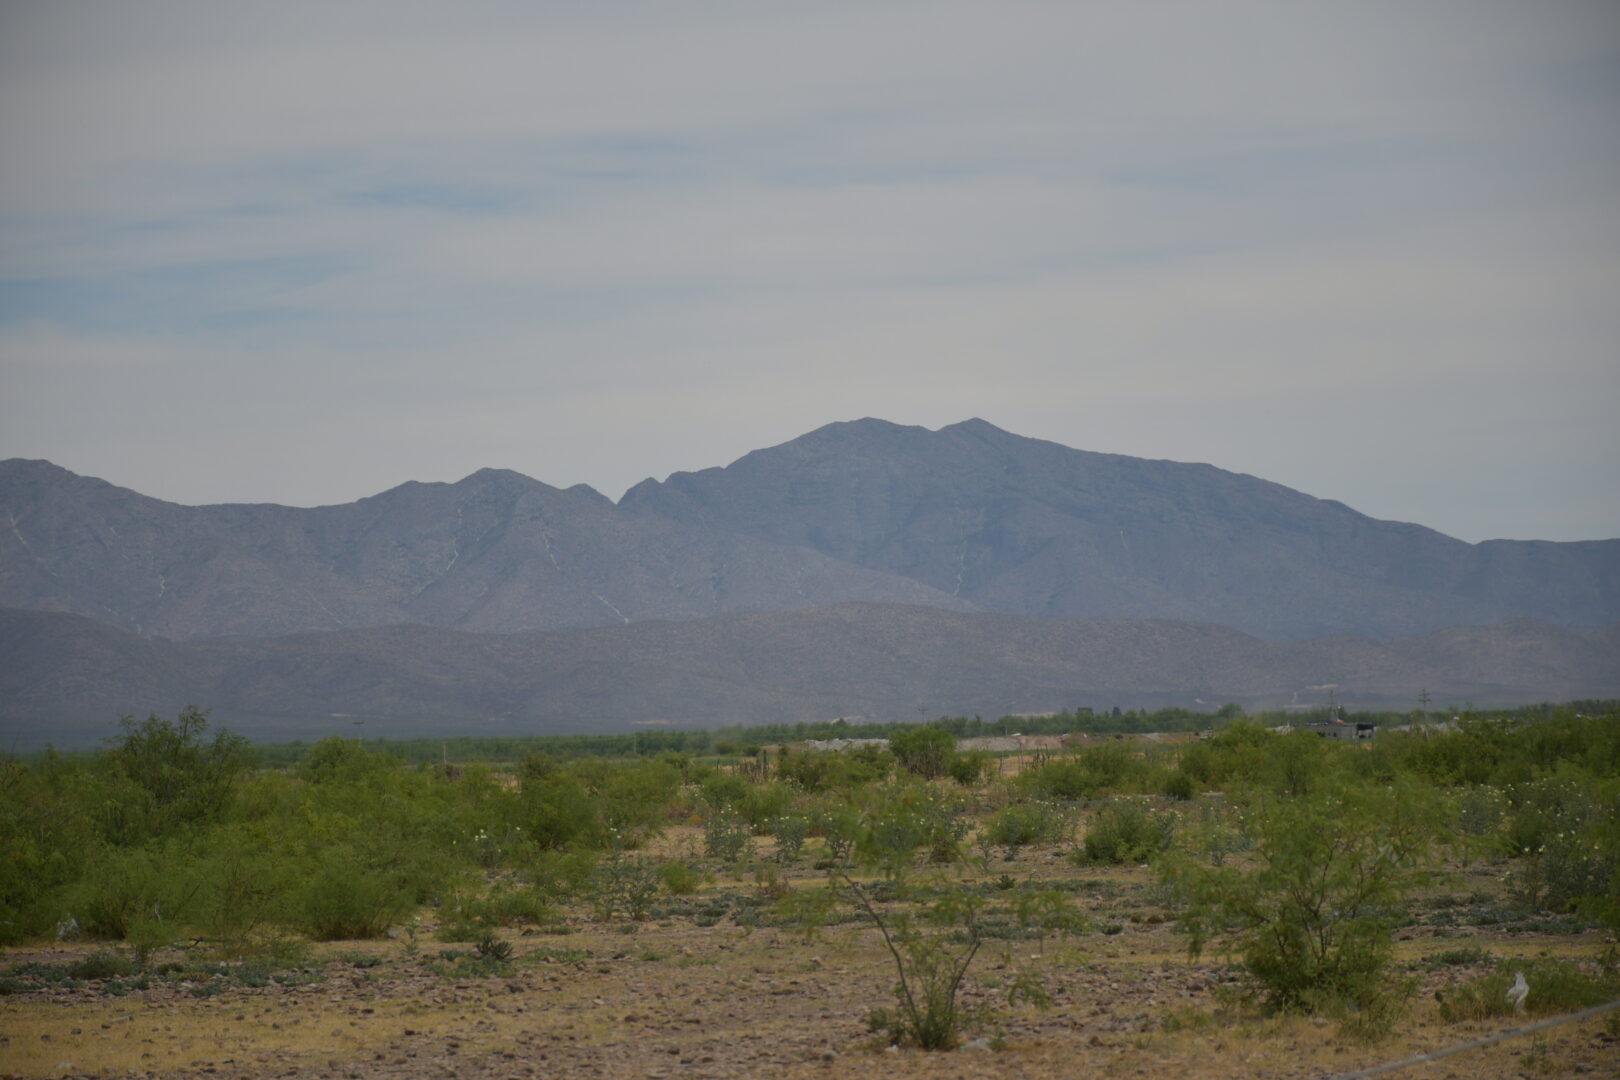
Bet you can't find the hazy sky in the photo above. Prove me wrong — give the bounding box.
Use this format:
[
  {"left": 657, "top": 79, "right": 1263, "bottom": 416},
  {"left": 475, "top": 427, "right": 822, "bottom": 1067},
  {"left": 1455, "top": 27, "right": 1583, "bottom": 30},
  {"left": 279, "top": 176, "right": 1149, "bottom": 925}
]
[{"left": 2, "top": 2, "right": 1617, "bottom": 543}]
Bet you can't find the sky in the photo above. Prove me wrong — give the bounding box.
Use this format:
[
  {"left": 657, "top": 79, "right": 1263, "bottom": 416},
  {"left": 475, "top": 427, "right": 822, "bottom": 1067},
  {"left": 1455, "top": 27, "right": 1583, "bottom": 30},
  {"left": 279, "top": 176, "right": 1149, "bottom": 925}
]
[{"left": 1, "top": 1, "right": 1617, "bottom": 543}]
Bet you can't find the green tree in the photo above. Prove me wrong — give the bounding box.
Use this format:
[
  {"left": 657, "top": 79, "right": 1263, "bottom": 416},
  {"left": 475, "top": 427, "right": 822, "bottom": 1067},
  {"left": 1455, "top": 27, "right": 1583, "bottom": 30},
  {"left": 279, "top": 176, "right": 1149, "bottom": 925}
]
[
  {"left": 98, "top": 707, "right": 249, "bottom": 842},
  {"left": 889, "top": 725, "right": 957, "bottom": 780},
  {"left": 1162, "top": 778, "right": 1444, "bottom": 1014}
]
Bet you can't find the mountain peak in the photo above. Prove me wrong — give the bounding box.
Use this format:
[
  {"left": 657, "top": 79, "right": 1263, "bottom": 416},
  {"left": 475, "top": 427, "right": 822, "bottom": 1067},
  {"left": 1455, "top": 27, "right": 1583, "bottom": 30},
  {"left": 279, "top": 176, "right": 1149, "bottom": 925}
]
[
  {"left": 941, "top": 417, "right": 1008, "bottom": 436},
  {"left": 459, "top": 466, "right": 536, "bottom": 485}
]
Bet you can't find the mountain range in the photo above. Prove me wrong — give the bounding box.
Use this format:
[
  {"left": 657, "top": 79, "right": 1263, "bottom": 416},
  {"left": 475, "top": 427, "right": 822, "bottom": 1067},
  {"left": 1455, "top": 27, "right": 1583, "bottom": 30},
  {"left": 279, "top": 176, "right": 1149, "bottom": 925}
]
[{"left": 3, "top": 418, "right": 1616, "bottom": 747}]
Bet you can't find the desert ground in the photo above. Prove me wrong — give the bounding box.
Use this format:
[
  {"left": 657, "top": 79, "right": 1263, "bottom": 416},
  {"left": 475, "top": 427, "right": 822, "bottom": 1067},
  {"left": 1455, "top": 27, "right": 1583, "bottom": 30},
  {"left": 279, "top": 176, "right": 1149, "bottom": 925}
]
[{"left": 3, "top": 827, "right": 1615, "bottom": 1080}]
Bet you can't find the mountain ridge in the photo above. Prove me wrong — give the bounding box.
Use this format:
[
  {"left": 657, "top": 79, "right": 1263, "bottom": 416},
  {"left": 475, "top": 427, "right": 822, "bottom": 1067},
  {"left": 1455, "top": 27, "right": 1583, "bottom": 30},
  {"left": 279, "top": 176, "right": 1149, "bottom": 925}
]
[
  {"left": 0, "top": 454, "right": 971, "bottom": 640},
  {"left": 4, "top": 417, "right": 1618, "bottom": 644},
  {"left": 617, "top": 418, "right": 1620, "bottom": 638}
]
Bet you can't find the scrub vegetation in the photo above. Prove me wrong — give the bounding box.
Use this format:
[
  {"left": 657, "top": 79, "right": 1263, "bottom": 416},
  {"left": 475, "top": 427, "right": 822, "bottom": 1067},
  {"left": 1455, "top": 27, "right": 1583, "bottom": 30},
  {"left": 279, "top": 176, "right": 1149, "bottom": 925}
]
[{"left": 2, "top": 704, "right": 1618, "bottom": 1077}]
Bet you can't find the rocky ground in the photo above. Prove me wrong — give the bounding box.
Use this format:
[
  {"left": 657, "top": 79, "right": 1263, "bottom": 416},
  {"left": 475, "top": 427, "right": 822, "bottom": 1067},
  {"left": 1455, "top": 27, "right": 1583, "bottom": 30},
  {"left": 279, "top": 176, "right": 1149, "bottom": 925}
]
[{"left": 3, "top": 848, "right": 1616, "bottom": 1080}]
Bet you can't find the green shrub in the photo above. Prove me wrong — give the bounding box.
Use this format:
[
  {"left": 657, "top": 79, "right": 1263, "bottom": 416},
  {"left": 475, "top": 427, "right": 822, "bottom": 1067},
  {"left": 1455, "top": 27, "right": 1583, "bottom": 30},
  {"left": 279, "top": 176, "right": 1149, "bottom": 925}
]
[
  {"left": 841, "top": 877, "right": 986, "bottom": 1049},
  {"left": 1426, "top": 946, "right": 1491, "bottom": 968},
  {"left": 771, "top": 816, "right": 810, "bottom": 862},
  {"left": 1077, "top": 801, "right": 1174, "bottom": 865},
  {"left": 519, "top": 770, "right": 602, "bottom": 850},
  {"left": 586, "top": 758, "right": 681, "bottom": 843},
  {"left": 658, "top": 859, "right": 703, "bottom": 896},
  {"left": 586, "top": 855, "right": 660, "bottom": 922},
  {"left": 778, "top": 749, "right": 892, "bottom": 792},
  {"left": 699, "top": 771, "right": 752, "bottom": 810},
  {"left": 1162, "top": 770, "right": 1197, "bottom": 801},
  {"left": 474, "top": 932, "right": 514, "bottom": 963},
  {"left": 889, "top": 726, "right": 958, "bottom": 780},
  {"left": 1161, "top": 779, "right": 1443, "bottom": 1014},
  {"left": 66, "top": 841, "right": 188, "bottom": 942},
  {"left": 811, "top": 803, "right": 863, "bottom": 864},
  {"left": 524, "top": 849, "right": 598, "bottom": 900},
  {"left": 1022, "top": 743, "right": 1147, "bottom": 799},
  {"left": 947, "top": 750, "right": 994, "bottom": 787},
  {"left": 67, "top": 950, "right": 138, "bottom": 980},
  {"left": 440, "top": 883, "right": 553, "bottom": 932},
  {"left": 1020, "top": 758, "right": 1092, "bottom": 800},
  {"left": 299, "top": 737, "right": 400, "bottom": 786},
  {"left": 703, "top": 807, "right": 753, "bottom": 862},
  {"left": 982, "top": 802, "right": 1068, "bottom": 857},
  {"left": 483, "top": 884, "right": 555, "bottom": 927},
  {"left": 858, "top": 786, "right": 967, "bottom": 875},
  {"left": 1455, "top": 786, "right": 1507, "bottom": 837},
  {"left": 191, "top": 832, "right": 289, "bottom": 959},
  {"left": 97, "top": 708, "right": 250, "bottom": 844},
  {"left": 739, "top": 782, "right": 794, "bottom": 831},
  {"left": 290, "top": 853, "right": 413, "bottom": 940},
  {"left": 1500, "top": 770, "right": 1617, "bottom": 916},
  {"left": 1010, "top": 888, "right": 1087, "bottom": 940},
  {"left": 1261, "top": 731, "right": 1331, "bottom": 797},
  {"left": 0, "top": 756, "right": 101, "bottom": 944}
]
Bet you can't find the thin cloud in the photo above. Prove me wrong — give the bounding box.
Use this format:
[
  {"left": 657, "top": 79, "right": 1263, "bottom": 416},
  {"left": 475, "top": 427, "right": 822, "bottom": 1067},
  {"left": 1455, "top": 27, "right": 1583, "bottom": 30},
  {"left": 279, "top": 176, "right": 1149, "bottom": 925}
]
[{"left": 1, "top": 1, "right": 1617, "bottom": 542}]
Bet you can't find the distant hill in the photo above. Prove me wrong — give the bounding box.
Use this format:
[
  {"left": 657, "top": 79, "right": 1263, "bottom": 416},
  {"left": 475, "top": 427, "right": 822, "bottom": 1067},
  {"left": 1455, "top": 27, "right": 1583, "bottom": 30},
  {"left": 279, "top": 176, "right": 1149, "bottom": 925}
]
[
  {"left": 0, "top": 458, "right": 967, "bottom": 640},
  {"left": 621, "top": 418, "right": 1620, "bottom": 639},
  {"left": 5, "top": 604, "right": 1616, "bottom": 750}
]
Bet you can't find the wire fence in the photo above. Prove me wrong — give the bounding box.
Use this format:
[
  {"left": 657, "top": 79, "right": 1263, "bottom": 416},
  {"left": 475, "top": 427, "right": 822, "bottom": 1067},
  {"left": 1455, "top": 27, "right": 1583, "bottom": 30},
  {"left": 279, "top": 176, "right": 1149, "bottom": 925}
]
[{"left": 1331, "top": 997, "right": 1620, "bottom": 1079}]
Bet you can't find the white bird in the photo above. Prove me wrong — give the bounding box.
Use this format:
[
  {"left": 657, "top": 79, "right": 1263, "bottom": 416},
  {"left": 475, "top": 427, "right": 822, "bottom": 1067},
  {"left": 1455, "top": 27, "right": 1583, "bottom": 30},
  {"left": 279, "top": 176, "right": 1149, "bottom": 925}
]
[{"left": 1505, "top": 970, "right": 1529, "bottom": 1014}]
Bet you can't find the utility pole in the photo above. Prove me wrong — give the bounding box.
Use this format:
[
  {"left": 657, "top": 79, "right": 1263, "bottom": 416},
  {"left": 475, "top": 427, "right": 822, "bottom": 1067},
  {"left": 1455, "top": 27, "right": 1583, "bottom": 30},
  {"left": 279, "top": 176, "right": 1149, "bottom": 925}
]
[{"left": 352, "top": 718, "right": 365, "bottom": 745}]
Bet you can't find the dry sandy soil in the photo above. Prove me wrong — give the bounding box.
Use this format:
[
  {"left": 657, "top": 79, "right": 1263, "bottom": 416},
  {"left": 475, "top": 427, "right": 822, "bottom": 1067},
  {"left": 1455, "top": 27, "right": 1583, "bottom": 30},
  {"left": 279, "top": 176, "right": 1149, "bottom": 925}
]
[{"left": 3, "top": 837, "right": 1615, "bottom": 1080}]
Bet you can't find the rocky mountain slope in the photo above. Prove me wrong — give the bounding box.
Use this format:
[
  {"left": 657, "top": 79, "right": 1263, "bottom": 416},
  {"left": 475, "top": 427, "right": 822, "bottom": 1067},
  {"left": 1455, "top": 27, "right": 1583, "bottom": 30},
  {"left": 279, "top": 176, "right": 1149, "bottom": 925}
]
[
  {"left": 622, "top": 418, "right": 1620, "bottom": 639},
  {"left": 5, "top": 420, "right": 1617, "bottom": 642},
  {"left": 5, "top": 604, "right": 1616, "bottom": 749},
  {"left": 0, "top": 459, "right": 966, "bottom": 640}
]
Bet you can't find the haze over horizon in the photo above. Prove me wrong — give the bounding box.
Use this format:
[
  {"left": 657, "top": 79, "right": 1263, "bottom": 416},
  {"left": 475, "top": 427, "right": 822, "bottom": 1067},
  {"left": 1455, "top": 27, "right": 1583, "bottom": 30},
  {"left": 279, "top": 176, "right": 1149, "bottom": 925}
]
[{"left": 3, "top": 3, "right": 1618, "bottom": 543}]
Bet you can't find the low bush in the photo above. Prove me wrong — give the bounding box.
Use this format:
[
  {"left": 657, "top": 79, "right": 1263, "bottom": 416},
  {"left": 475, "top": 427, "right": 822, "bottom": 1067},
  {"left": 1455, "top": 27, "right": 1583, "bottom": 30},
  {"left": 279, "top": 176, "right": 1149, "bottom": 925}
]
[
  {"left": 66, "top": 950, "right": 138, "bottom": 980},
  {"left": 811, "top": 804, "right": 863, "bottom": 865},
  {"left": 1162, "top": 770, "right": 1198, "bottom": 801},
  {"left": 659, "top": 859, "right": 704, "bottom": 895},
  {"left": 291, "top": 853, "right": 414, "bottom": 941},
  {"left": 947, "top": 750, "right": 994, "bottom": 787},
  {"left": 982, "top": 801, "right": 1068, "bottom": 858},
  {"left": 586, "top": 855, "right": 660, "bottom": 922},
  {"left": 771, "top": 816, "right": 810, "bottom": 862},
  {"left": 702, "top": 807, "right": 753, "bottom": 862},
  {"left": 1077, "top": 801, "right": 1174, "bottom": 866}
]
